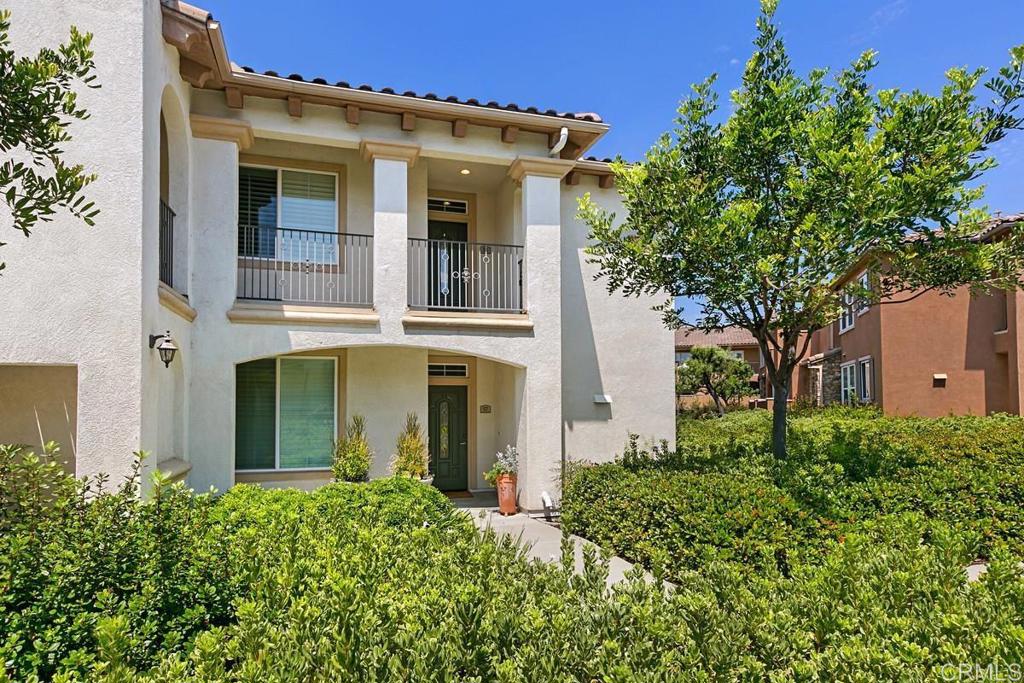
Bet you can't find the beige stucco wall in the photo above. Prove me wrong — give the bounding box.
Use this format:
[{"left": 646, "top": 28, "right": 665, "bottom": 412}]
[
  {"left": 0, "top": 0, "right": 150, "bottom": 486},
  {"left": 559, "top": 176, "right": 676, "bottom": 468},
  {"left": 0, "top": 365, "right": 78, "bottom": 472},
  {"left": 346, "top": 347, "right": 429, "bottom": 478}
]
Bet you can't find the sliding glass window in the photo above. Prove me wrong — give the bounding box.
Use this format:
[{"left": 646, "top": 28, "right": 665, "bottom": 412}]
[
  {"left": 238, "top": 166, "right": 338, "bottom": 262},
  {"left": 235, "top": 357, "right": 336, "bottom": 471},
  {"left": 278, "top": 358, "right": 336, "bottom": 469}
]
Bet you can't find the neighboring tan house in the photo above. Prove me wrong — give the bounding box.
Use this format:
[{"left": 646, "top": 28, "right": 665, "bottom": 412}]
[
  {"left": 0, "top": 0, "right": 674, "bottom": 512},
  {"left": 791, "top": 214, "right": 1024, "bottom": 417},
  {"left": 674, "top": 327, "right": 760, "bottom": 407}
]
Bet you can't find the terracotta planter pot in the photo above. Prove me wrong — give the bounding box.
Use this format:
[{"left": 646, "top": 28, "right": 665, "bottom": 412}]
[{"left": 496, "top": 473, "right": 518, "bottom": 515}]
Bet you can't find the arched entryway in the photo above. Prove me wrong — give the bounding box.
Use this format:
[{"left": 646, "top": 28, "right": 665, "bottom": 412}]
[{"left": 231, "top": 346, "right": 524, "bottom": 492}]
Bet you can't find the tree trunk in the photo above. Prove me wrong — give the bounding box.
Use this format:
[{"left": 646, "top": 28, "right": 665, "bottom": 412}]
[
  {"left": 708, "top": 387, "right": 725, "bottom": 416},
  {"left": 771, "top": 379, "right": 789, "bottom": 459}
]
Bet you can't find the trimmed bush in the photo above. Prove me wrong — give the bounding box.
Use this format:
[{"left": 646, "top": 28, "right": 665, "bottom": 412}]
[
  {"left": 564, "top": 409, "right": 1024, "bottom": 582},
  {"left": 7, "top": 433, "right": 1024, "bottom": 681},
  {"left": 391, "top": 412, "right": 429, "bottom": 479},
  {"left": 563, "top": 464, "right": 826, "bottom": 574},
  {"left": 84, "top": 515, "right": 1024, "bottom": 681},
  {"left": 331, "top": 414, "right": 372, "bottom": 482},
  {"left": 0, "top": 443, "right": 456, "bottom": 683},
  {"left": 0, "top": 445, "right": 239, "bottom": 681}
]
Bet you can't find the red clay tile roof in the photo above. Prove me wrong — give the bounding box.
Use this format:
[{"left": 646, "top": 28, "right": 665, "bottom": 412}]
[
  {"left": 975, "top": 212, "right": 1024, "bottom": 241},
  {"left": 675, "top": 326, "right": 758, "bottom": 350},
  {"left": 236, "top": 66, "right": 603, "bottom": 123}
]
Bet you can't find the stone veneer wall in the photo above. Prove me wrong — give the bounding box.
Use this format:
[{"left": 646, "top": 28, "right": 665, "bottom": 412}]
[{"left": 819, "top": 351, "right": 843, "bottom": 406}]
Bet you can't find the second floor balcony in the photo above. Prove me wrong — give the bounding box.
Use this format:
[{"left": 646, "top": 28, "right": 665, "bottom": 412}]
[
  {"left": 236, "top": 225, "right": 374, "bottom": 307},
  {"left": 408, "top": 238, "right": 523, "bottom": 314},
  {"left": 235, "top": 226, "right": 525, "bottom": 315}
]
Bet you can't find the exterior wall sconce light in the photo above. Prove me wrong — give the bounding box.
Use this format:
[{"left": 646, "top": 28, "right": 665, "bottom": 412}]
[{"left": 149, "top": 331, "right": 178, "bottom": 368}]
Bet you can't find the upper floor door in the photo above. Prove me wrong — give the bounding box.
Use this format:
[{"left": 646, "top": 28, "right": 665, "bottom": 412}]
[{"left": 427, "top": 219, "right": 468, "bottom": 309}]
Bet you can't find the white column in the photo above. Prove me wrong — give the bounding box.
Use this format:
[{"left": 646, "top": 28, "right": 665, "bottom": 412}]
[
  {"left": 509, "top": 156, "right": 573, "bottom": 511},
  {"left": 361, "top": 140, "right": 420, "bottom": 330},
  {"left": 187, "top": 134, "right": 243, "bottom": 494}
]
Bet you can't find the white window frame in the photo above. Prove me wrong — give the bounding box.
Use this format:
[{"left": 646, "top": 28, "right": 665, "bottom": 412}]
[
  {"left": 428, "top": 362, "right": 469, "bottom": 377},
  {"left": 857, "top": 271, "right": 871, "bottom": 316},
  {"left": 239, "top": 163, "right": 340, "bottom": 264},
  {"left": 839, "top": 291, "right": 856, "bottom": 334},
  {"left": 427, "top": 196, "right": 469, "bottom": 215},
  {"left": 857, "top": 356, "right": 873, "bottom": 402},
  {"left": 242, "top": 355, "right": 338, "bottom": 473},
  {"left": 840, "top": 361, "right": 857, "bottom": 404}
]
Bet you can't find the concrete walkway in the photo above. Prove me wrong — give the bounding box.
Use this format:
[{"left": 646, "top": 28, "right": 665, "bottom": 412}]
[{"left": 451, "top": 492, "right": 650, "bottom": 587}]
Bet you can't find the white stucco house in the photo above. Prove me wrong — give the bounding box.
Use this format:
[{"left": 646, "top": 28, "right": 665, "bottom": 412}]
[{"left": 0, "top": 0, "right": 674, "bottom": 511}]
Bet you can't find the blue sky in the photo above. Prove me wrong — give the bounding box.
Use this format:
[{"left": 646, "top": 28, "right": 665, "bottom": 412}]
[{"left": 209, "top": 0, "right": 1024, "bottom": 215}]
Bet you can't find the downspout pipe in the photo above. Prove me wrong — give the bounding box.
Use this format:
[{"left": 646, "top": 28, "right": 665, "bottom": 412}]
[{"left": 548, "top": 126, "right": 568, "bottom": 158}]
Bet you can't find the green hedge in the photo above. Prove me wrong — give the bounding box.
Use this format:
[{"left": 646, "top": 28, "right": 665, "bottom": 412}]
[
  {"left": 0, "top": 445, "right": 458, "bottom": 682},
  {"left": 563, "top": 409, "right": 1024, "bottom": 580},
  {"left": 561, "top": 464, "right": 827, "bottom": 574},
  {"left": 80, "top": 516, "right": 1024, "bottom": 681},
  {"left": 5, "top": 439, "right": 1024, "bottom": 681}
]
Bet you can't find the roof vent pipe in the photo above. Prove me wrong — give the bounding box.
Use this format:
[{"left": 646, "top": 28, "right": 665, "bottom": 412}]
[{"left": 548, "top": 126, "right": 568, "bottom": 158}]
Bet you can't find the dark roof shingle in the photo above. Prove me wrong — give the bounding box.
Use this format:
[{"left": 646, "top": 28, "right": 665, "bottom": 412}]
[{"left": 237, "top": 66, "right": 603, "bottom": 123}]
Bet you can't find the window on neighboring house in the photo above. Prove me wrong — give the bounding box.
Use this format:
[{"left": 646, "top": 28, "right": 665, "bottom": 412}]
[
  {"left": 840, "top": 362, "right": 857, "bottom": 404},
  {"left": 857, "top": 357, "right": 873, "bottom": 402},
  {"left": 235, "top": 357, "right": 337, "bottom": 471},
  {"left": 840, "top": 357, "right": 874, "bottom": 404},
  {"left": 676, "top": 351, "right": 691, "bottom": 364},
  {"left": 857, "top": 271, "right": 871, "bottom": 315},
  {"left": 839, "top": 290, "right": 856, "bottom": 333},
  {"left": 238, "top": 166, "right": 338, "bottom": 263}
]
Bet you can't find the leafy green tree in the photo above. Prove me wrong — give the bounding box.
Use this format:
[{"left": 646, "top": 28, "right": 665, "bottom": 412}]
[
  {"left": 0, "top": 9, "right": 99, "bottom": 275},
  {"left": 580, "top": 0, "right": 1024, "bottom": 458},
  {"left": 677, "top": 345, "right": 756, "bottom": 415}
]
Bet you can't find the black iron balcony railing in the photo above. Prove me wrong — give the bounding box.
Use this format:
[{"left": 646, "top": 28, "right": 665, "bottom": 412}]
[
  {"left": 408, "top": 238, "right": 523, "bottom": 313},
  {"left": 237, "top": 225, "right": 373, "bottom": 306},
  {"left": 159, "top": 199, "right": 175, "bottom": 288}
]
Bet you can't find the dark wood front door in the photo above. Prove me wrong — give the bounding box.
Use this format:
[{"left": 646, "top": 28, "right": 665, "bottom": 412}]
[
  {"left": 428, "top": 219, "right": 468, "bottom": 309},
  {"left": 428, "top": 385, "right": 468, "bottom": 491}
]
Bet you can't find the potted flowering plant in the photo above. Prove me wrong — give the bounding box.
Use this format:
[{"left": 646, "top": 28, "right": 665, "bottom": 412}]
[{"left": 484, "top": 445, "right": 518, "bottom": 515}]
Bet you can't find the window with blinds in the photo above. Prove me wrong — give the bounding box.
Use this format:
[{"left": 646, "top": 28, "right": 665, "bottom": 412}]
[
  {"left": 238, "top": 166, "right": 338, "bottom": 262},
  {"left": 234, "top": 357, "right": 336, "bottom": 471},
  {"left": 278, "top": 358, "right": 336, "bottom": 469},
  {"left": 238, "top": 167, "right": 278, "bottom": 258},
  {"left": 235, "top": 358, "right": 276, "bottom": 470}
]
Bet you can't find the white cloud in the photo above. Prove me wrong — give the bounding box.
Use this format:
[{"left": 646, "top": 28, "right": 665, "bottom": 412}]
[{"left": 849, "top": 0, "right": 908, "bottom": 45}]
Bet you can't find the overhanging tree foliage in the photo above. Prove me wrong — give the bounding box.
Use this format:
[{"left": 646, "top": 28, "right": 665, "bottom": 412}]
[
  {"left": 676, "top": 345, "right": 756, "bottom": 415},
  {"left": 0, "top": 9, "right": 99, "bottom": 275},
  {"left": 580, "top": 0, "right": 1024, "bottom": 458}
]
